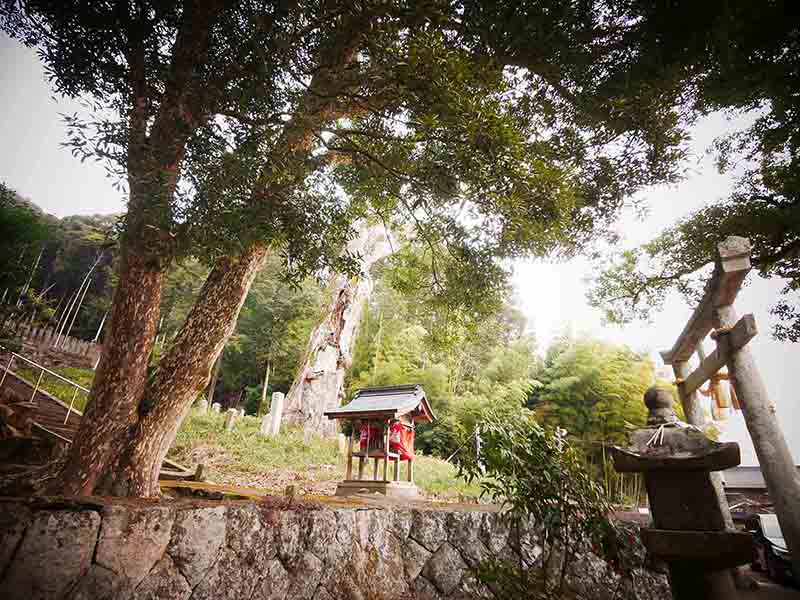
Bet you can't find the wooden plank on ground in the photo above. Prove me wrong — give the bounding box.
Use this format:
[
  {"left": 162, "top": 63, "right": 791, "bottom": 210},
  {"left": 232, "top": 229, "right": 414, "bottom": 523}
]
[{"left": 159, "top": 480, "right": 273, "bottom": 499}]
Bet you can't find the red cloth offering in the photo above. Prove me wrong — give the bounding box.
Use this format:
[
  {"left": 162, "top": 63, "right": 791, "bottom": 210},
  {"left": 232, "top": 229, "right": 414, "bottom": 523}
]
[
  {"left": 389, "top": 422, "right": 415, "bottom": 460},
  {"left": 359, "top": 425, "right": 383, "bottom": 452}
]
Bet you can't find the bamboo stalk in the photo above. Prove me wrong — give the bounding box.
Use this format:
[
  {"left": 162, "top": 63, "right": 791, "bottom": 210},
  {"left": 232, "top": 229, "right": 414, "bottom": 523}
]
[{"left": 63, "top": 253, "right": 103, "bottom": 342}]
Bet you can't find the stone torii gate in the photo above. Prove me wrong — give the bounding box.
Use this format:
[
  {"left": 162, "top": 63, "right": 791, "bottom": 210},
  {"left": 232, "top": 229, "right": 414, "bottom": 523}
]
[{"left": 660, "top": 236, "right": 800, "bottom": 581}]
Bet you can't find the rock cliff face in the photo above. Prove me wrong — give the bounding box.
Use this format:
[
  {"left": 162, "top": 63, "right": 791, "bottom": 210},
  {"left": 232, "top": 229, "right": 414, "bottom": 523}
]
[{"left": 0, "top": 497, "right": 670, "bottom": 600}]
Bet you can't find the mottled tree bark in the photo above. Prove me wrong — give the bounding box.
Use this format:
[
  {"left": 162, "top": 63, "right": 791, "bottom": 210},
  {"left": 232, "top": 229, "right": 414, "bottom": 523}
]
[
  {"left": 57, "top": 9, "right": 371, "bottom": 496},
  {"left": 59, "top": 249, "right": 164, "bottom": 495},
  {"left": 106, "top": 244, "right": 270, "bottom": 497},
  {"left": 55, "top": 0, "right": 229, "bottom": 496},
  {"left": 284, "top": 224, "right": 393, "bottom": 438}
]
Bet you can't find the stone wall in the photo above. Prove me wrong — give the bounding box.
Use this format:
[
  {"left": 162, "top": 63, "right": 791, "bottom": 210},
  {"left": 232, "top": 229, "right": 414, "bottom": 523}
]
[{"left": 0, "top": 497, "right": 670, "bottom": 600}]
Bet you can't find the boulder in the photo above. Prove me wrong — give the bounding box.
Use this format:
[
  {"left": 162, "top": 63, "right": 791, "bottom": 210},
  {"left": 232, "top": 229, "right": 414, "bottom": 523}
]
[
  {"left": 447, "top": 511, "right": 490, "bottom": 568},
  {"left": 95, "top": 505, "right": 175, "bottom": 587},
  {"left": 422, "top": 541, "right": 467, "bottom": 595},
  {"left": 410, "top": 510, "right": 447, "bottom": 553},
  {"left": 0, "top": 509, "right": 100, "bottom": 600},
  {"left": 256, "top": 558, "right": 291, "bottom": 600},
  {"left": 167, "top": 505, "right": 227, "bottom": 588},
  {"left": 134, "top": 554, "right": 191, "bottom": 600},
  {"left": 69, "top": 564, "right": 132, "bottom": 600},
  {"left": 0, "top": 502, "right": 30, "bottom": 574},
  {"left": 403, "top": 538, "right": 431, "bottom": 581},
  {"left": 285, "top": 551, "right": 324, "bottom": 600}
]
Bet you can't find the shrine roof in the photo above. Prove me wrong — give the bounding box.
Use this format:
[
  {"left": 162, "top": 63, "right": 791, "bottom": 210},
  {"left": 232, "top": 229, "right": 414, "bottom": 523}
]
[{"left": 324, "top": 384, "right": 435, "bottom": 422}]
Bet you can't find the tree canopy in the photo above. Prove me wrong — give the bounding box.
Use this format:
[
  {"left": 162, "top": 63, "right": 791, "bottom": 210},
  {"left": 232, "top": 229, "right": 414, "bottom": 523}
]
[
  {"left": 1, "top": 0, "right": 697, "bottom": 293},
  {"left": 587, "top": 1, "right": 800, "bottom": 340},
  {"left": 349, "top": 255, "right": 539, "bottom": 456},
  {"left": 1, "top": 0, "right": 717, "bottom": 496}
]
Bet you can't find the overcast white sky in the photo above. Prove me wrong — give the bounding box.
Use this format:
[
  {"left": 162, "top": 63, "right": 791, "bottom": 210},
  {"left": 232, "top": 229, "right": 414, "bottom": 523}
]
[{"left": 2, "top": 33, "right": 798, "bottom": 465}]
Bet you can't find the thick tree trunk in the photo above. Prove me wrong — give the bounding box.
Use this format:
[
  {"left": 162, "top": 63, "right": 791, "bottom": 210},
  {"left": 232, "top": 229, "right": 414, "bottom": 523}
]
[
  {"left": 51, "top": 1, "right": 235, "bottom": 497},
  {"left": 106, "top": 244, "right": 270, "bottom": 497},
  {"left": 58, "top": 251, "right": 164, "bottom": 495},
  {"left": 284, "top": 224, "right": 393, "bottom": 438}
]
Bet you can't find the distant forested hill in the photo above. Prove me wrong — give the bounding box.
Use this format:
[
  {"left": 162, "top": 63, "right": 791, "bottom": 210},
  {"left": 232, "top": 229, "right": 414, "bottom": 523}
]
[{"left": 1, "top": 182, "right": 118, "bottom": 341}]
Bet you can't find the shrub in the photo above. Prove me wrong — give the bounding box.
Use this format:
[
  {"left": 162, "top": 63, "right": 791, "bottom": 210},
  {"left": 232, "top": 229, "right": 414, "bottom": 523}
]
[{"left": 458, "top": 408, "right": 612, "bottom": 599}]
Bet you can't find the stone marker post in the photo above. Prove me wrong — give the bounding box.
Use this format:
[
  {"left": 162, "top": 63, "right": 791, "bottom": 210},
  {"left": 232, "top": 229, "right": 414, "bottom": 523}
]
[
  {"left": 268, "top": 392, "right": 284, "bottom": 437},
  {"left": 613, "top": 386, "right": 752, "bottom": 600},
  {"left": 224, "top": 408, "right": 238, "bottom": 431},
  {"left": 195, "top": 398, "right": 208, "bottom": 415},
  {"left": 211, "top": 402, "right": 221, "bottom": 414},
  {"left": 259, "top": 414, "right": 272, "bottom": 436}
]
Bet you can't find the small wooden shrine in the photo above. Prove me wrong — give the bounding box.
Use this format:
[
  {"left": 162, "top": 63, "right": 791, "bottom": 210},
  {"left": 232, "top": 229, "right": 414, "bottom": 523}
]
[{"left": 325, "top": 384, "right": 435, "bottom": 498}]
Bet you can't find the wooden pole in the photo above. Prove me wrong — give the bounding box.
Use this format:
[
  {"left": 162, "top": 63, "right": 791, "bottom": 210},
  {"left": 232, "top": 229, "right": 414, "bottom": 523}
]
[
  {"left": 92, "top": 311, "right": 108, "bottom": 343},
  {"left": 383, "top": 421, "right": 390, "bottom": 482},
  {"left": 715, "top": 304, "right": 800, "bottom": 579},
  {"left": 64, "top": 268, "right": 94, "bottom": 341},
  {"left": 676, "top": 352, "right": 750, "bottom": 589},
  {"left": 17, "top": 247, "right": 43, "bottom": 307},
  {"left": 346, "top": 429, "right": 354, "bottom": 480},
  {"left": 358, "top": 420, "right": 367, "bottom": 480},
  {"left": 53, "top": 288, "right": 78, "bottom": 347},
  {"left": 60, "top": 252, "right": 104, "bottom": 346},
  {"left": 661, "top": 237, "right": 758, "bottom": 589}
]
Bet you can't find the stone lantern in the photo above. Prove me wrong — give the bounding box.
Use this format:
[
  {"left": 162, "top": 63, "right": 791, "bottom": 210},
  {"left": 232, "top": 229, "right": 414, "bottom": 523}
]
[{"left": 612, "top": 386, "right": 753, "bottom": 599}]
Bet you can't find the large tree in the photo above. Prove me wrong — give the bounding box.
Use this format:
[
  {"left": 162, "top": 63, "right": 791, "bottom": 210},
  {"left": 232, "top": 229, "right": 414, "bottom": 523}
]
[
  {"left": 219, "top": 252, "right": 324, "bottom": 405},
  {"left": 3, "top": 0, "right": 694, "bottom": 496}
]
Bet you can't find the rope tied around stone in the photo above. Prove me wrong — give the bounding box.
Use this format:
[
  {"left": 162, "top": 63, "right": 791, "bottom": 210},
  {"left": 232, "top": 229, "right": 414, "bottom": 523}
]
[{"left": 646, "top": 424, "right": 666, "bottom": 447}]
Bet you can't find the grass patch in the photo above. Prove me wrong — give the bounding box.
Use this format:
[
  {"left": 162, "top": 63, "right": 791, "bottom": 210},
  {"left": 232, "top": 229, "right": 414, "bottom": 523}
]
[
  {"left": 411, "top": 455, "right": 479, "bottom": 499},
  {"left": 16, "top": 365, "right": 94, "bottom": 412},
  {"left": 171, "top": 412, "right": 481, "bottom": 500},
  {"left": 7, "top": 369, "right": 480, "bottom": 501},
  {"left": 173, "top": 413, "right": 341, "bottom": 473}
]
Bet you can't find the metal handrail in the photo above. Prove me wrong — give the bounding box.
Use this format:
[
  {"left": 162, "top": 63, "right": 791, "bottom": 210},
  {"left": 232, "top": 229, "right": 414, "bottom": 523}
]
[{"left": 0, "top": 345, "right": 90, "bottom": 424}]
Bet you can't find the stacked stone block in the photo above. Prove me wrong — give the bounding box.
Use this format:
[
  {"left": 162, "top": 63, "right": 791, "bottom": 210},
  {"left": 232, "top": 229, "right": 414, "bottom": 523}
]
[{"left": 0, "top": 498, "right": 670, "bottom": 600}]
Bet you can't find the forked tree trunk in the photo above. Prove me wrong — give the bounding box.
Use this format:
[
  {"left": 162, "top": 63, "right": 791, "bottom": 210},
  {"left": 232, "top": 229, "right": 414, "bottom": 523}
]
[
  {"left": 105, "top": 243, "right": 270, "bottom": 496},
  {"left": 59, "top": 251, "right": 164, "bottom": 495},
  {"left": 284, "top": 224, "right": 393, "bottom": 438},
  {"left": 52, "top": 0, "right": 240, "bottom": 496}
]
